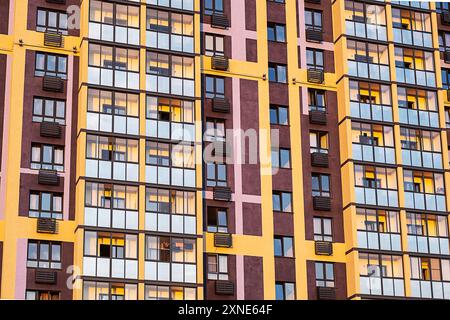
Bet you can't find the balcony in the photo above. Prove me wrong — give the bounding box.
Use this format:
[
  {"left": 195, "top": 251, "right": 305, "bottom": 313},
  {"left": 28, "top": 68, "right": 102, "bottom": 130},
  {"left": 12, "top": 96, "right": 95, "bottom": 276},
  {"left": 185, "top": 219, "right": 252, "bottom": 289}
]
[
  {"left": 396, "top": 65, "right": 435, "bottom": 88},
  {"left": 38, "top": 170, "right": 60, "bottom": 186},
  {"left": 317, "top": 287, "right": 336, "bottom": 300},
  {"left": 393, "top": 27, "right": 432, "bottom": 48},
  {"left": 315, "top": 241, "right": 333, "bottom": 256},
  {"left": 211, "top": 56, "right": 229, "bottom": 71},
  {"left": 311, "top": 152, "right": 329, "bottom": 168},
  {"left": 442, "top": 12, "right": 450, "bottom": 26},
  {"left": 35, "top": 270, "right": 57, "bottom": 284},
  {"left": 411, "top": 280, "right": 450, "bottom": 299},
  {"left": 306, "top": 28, "right": 323, "bottom": 42},
  {"left": 307, "top": 69, "right": 324, "bottom": 84},
  {"left": 42, "top": 75, "right": 64, "bottom": 93},
  {"left": 350, "top": 101, "right": 392, "bottom": 123},
  {"left": 214, "top": 233, "right": 233, "bottom": 248},
  {"left": 44, "top": 32, "right": 63, "bottom": 48},
  {"left": 40, "top": 121, "right": 62, "bottom": 138},
  {"left": 355, "top": 186, "right": 398, "bottom": 207},
  {"left": 212, "top": 98, "right": 231, "bottom": 113},
  {"left": 37, "top": 218, "right": 58, "bottom": 234},
  {"left": 309, "top": 108, "right": 327, "bottom": 125},
  {"left": 313, "top": 196, "right": 331, "bottom": 211},
  {"left": 213, "top": 186, "right": 232, "bottom": 201},
  {"left": 215, "top": 280, "right": 234, "bottom": 295},
  {"left": 211, "top": 14, "right": 230, "bottom": 29},
  {"left": 348, "top": 59, "right": 390, "bottom": 81},
  {"left": 357, "top": 230, "right": 401, "bottom": 252}
]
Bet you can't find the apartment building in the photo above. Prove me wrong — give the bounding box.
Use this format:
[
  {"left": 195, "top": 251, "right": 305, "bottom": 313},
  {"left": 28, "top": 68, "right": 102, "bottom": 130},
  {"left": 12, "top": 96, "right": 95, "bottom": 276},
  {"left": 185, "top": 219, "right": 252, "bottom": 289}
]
[{"left": 0, "top": 0, "right": 449, "bottom": 301}]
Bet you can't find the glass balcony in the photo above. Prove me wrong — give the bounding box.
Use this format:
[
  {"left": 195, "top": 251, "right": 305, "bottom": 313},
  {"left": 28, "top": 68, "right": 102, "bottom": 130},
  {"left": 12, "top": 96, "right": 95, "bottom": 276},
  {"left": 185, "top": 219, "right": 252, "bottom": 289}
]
[
  {"left": 346, "top": 20, "right": 387, "bottom": 41},
  {"left": 360, "top": 276, "right": 405, "bottom": 297},
  {"left": 358, "top": 231, "right": 401, "bottom": 251},
  {"left": 353, "top": 143, "right": 395, "bottom": 164},
  {"left": 348, "top": 60, "right": 390, "bottom": 81}
]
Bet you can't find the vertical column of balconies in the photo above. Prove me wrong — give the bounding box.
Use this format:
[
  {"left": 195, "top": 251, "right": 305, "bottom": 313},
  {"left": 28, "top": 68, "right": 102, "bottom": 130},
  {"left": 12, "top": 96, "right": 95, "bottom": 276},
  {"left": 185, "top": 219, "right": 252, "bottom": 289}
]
[{"left": 76, "top": 0, "right": 202, "bottom": 300}]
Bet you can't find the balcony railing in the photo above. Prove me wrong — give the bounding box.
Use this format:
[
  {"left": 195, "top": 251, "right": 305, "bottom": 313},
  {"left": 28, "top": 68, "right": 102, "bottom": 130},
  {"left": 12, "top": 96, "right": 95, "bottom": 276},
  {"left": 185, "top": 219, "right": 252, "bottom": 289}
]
[
  {"left": 393, "top": 27, "right": 432, "bottom": 48},
  {"left": 360, "top": 276, "right": 405, "bottom": 297},
  {"left": 401, "top": 149, "right": 442, "bottom": 170},
  {"left": 355, "top": 186, "right": 398, "bottom": 207},
  {"left": 408, "top": 235, "right": 449, "bottom": 255},
  {"left": 353, "top": 143, "right": 396, "bottom": 165},
  {"left": 348, "top": 59, "right": 390, "bottom": 81},
  {"left": 84, "top": 256, "right": 138, "bottom": 280},
  {"left": 346, "top": 20, "right": 387, "bottom": 41},
  {"left": 404, "top": 191, "right": 446, "bottom": 212},
  {"left": 396, "top": 66, "right": 435, "bottom": 88},
  {"left": 398, "top": 108, "right": 439, "bottom": 128},
  {"left": 411, "top": 280, "right": 450, "bottom": 299}
]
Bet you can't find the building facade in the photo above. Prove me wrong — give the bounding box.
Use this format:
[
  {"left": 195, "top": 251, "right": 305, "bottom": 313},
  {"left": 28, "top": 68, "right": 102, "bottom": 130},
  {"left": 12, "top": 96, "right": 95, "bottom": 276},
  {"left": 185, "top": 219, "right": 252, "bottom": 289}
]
[{"left": 0, "top": 0, "right": 449, "bottom": 300}]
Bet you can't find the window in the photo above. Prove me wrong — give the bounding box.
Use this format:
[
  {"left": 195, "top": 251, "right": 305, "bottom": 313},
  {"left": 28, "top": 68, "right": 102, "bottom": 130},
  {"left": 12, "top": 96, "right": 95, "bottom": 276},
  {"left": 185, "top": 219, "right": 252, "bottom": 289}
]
[
  {"left": 436, "top": 2, "right": 450, "bottom": 12},
  {"left": 31, "top": 143, "right": 64, "bottom": 171},
  {"left": 313, "top": 217, "right": 332, "bottom": 241},
  {"left": 275, "top": 282, "right": 295, "bottom": 300},
  {"left": 90, "top": 1, "right": 139, "bottom": 28},
  {"left": 312, "top": 174, "right": 330, "bottom": 197},
  {"left": 145, "top": 285, "right": 196, "bottom": 300},
  {"left": 274, "top": 236, "right": 294, "bottom": 257},
  {"left": 272, "top": 191, "right": 292, "bottom": 213},
  {"left": 397, "top": 86, "right": 438, "bottom": 127},
  {"left": 85, "top": 182, "right": 138, "bottom": 210},
  {"left": 207, "top": 207, "right": 228, "bottom": 233},
  {"left": 352, "top": 122, "right": 394, "bottom": 147},
  {"left": 29, "top": 191, "right": 63, "bottom": 220},
  {"left": 410, "top": 257, "right": 450, "bottom": 299},
  {"left": 32, "top": 97, "right": 65, "bottom": 124},
  {"left": 268, "top": 64, "right": 287, "bottom": 83},
  {"left": 310, "top": 131, "right": 328, "bottom": 153},
  {"left": 270, "top": 105, "right": 288, "bottom": 125},
  {"left": 267, "top": 23, "right": 286, "bottom": 42},
  {"left": 205, "top": 34, "right": 224, "bottom": 56},
  {"left": 306, "top": 49, "right": 324, "bottom": 71},
  {"left": 205, "top": 76, "right": 225, "bottom": 98},
  {"left": 26, "top": 290, "right": 60, "bottom": 300},
  {"left": 443, "top": 69, "right": 450, "bottom": 89},
  {"left": 354, "top": 165, "right": 397, "bottom": 190},
  {"left": 439, "top": 32, "right": 450, "bottom": 55},
  {"left": 85, "top": 232, "right": 137, "bottom": 261},
  {"left": 308, "top": 89, "right": 326, "bottom": 111},
  {"left": 146, "top": 236, "right": 195, "bottom": 265},
  {"left": 407, "top": 212, "right": 448, "bottom": 238},
  {"left": 35, "top": 52, "right": 67, "bottom": 79},
  {"left": 207, "top": 254, "right": 228, "bottom": 280},
  {"left": 27, "top": 240, "right": 61, "bottom": 269},
  {"left": 359, "top": 253, "right": 405, "bottom": 297},
  {"left": 315, "top": 262, "right": 334, "bottom": 287},
  {"left": 204, "top": 0, "right": 223, "bottom": 15},
  {"left": 147, "top": 52, "right": 194, "bottom": 80},
  {"left": 205, "top": 119, "right": 225, "bottom": 142},
  {"left": 271, "top": 148, "right": 290, "bottom": 169},
  {"left": 305, "top": 10, "right": 322, "bottom": 31},
  {"left": 37, "top": 8, "right": 68, "bottom": 34},
  {"left": 206, "top": 162, "right": 227, "bottom": 187}
]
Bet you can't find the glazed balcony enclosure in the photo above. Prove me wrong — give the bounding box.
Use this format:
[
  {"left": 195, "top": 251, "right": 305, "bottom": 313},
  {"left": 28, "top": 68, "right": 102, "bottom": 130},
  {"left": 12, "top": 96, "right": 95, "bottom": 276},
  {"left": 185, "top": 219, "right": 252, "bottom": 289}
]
[
  {"left": 400, "top": 127, "right": 442, "bottom": 169},
  {"left": 403, "top": 170, "right": 446, "bottom": 212},
  {"left": 344, "top": 0, "right": 387, "bottom": 41},
  {"left": 407, "top": 212, "right": 449, "bottom": 255},
  {"left": 354, "top": 165, "right": 398, "bottom": 207},
  {"left": 349, "top": 80, "right": 392, "bottom": 122},
  {"left": 347, "top": 40, "right": 390, "bottom": 81}
]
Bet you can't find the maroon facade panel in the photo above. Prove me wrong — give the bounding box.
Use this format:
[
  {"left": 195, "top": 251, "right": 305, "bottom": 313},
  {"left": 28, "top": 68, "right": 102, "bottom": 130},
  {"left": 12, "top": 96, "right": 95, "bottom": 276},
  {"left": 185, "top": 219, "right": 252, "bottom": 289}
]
[
  {"left": 244, "top": 255, "right": 263, "bottom": 300},
  {"left": 306, "top": 260, "right": 347, "bottom": 300},
  {"left": 202, "top": 0, "right": 231, "bottom": 25},
  {"left": 68, "top": 57, "right": 79, "bottom": 220},
  {"left": 267, "top": 1, "right": 286, "bottom": 24},
  {"left": 303, "top": 0, "right": 334, "bottom": 43},
  {"left": 0, "top": 241, "right": 3, "bottom": 297},
  {"left": 0, "top": 0, "right": 9, "bottom": 35},
  {"left": 301, "top": 89, "right": 344, "bottom": 243},
  {"left": 26, "top": 242, "right": 74, "bottom": 300}
]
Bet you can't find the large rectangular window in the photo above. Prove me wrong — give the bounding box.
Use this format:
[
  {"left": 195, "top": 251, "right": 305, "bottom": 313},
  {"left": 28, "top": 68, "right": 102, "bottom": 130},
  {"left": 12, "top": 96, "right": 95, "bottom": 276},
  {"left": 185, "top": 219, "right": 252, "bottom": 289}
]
[
  {"left": 29, "top": 191, "right": 63, "bottom": 220},
  {"left": 37, "top": 8, "right": 68, "bottom": 34},
  {"left": 32, "top": 97, "right": 65, "bottom": 124},
  {"left": 31, "top": 143, "right": 64, "bottom": 171},
  {"left": 27, "top": 240, "right": 61, "bottom": 269},
  {"left": 35, "top": 52, "right": 67, "bottom": 79}
]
